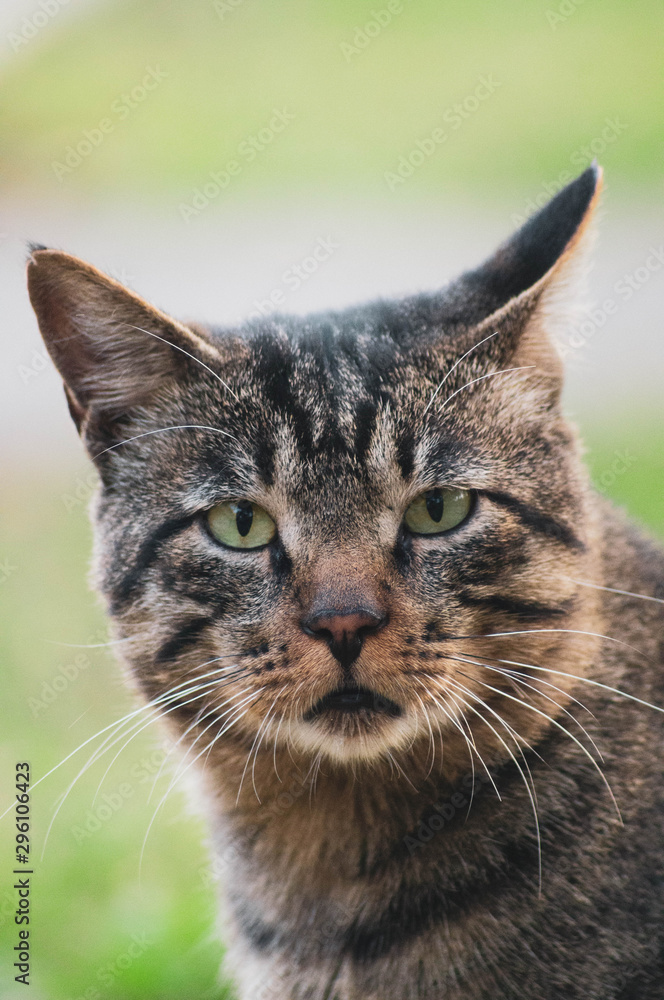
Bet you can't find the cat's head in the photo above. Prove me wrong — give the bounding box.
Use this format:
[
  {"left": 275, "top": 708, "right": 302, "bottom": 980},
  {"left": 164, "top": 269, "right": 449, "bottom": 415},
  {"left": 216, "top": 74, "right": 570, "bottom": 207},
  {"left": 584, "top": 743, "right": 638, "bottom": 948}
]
[{"left": 28, "top": 167, "right": 604, "bottom": 781}]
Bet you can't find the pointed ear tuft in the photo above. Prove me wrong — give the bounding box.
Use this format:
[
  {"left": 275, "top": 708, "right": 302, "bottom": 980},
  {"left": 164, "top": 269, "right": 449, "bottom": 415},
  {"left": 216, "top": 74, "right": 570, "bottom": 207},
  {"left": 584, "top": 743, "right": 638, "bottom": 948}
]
[
  {"left": 27, "top": 241, "right": 50, "bottom": 256},
  {"left": 438, "top": 166, "right": 604, "bottom": 401},
  {"left": 480, "top": 162, "right": 602, "bottom": 308},
  {"left": 27, "top": 249, "right": 221, "bottom": 432},
  {"left": 442, "top": 164, "right": 603, "bottom": 327}
]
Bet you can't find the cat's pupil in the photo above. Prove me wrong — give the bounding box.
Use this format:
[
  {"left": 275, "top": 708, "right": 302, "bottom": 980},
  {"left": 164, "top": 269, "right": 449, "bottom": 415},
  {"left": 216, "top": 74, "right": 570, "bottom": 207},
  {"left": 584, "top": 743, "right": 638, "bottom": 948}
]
[
  {"left": 234, "top": 501, "right": 254, "bottom": 537},
  {"left": 425, "top": 490, "right": 444, "bottom": 523}
]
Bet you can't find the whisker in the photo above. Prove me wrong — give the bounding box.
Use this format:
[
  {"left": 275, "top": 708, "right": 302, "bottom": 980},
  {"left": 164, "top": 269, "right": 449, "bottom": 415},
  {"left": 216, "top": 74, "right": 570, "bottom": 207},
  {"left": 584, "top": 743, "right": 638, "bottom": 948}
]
[
  {"left": 472, "top": 628, "right": 650, "bottom": 660},
  {"left": 146, "top": 681, "right": 255, "bottom": 803},
  {"left": 422, "top": 330, "right": 500, "bottom": 416},
  {"left": 486, "top": 656, "right": 664, "bottom": 716},
  {"left": 413, "top": 691, "right": 437, "bottom": 777},
  {"left": 93, "top": 672, "right": 251, "bottom": 805},
  {"left": 414, "top": 677, "right": 500, "bottom": 801},
  {"left": 13, "top": 660, "right": 245, "bottom": 813},
  {"left": 436, "top": 366, "right": 536, "bottom": 414},
  {"left": 444, "top": 673, "right": 541, "bottom": 761},
  {"left": 567, "top": 577, "right": 664, "bottom": 605},
  {"left": 93, "top": 424, "right": 240, "bottom": 461},
  {"left": 238, "top": 693, "right": 282, "bottom": 805},
  {"left": 384, "top": 750, "right": 419, "bottom": 792},
  {"left": 47, "top": 637, "right": 135, "bottom": 648},
  {"left": 456, "top": 650, "right": 597, "bottom": 719},
  {"left": 451, "top": 668, "right": 622, "bottom": 823},
  {"left": 86, "top": 663, "right": 248, "bottom": 799},
  {"left": 309, "top": 751, "right": 324, "bottom": 802},
  {"left": 439, "top": 676, "right": 543, "bottom": 891},
  {"left": 39, "top": 671, "right": 245, "bottom": 856},
  {"left": 272, "top": 711, "right": 286, "bottom": 783},
  {"left": 449, "top": 653, "right": 603, "bottom": 760},
  {"left": 138, "top": 689, "right": 263, "bottom": 879},
  {"left": 128, "top": 324, "right": 239, "bottom": 402}
]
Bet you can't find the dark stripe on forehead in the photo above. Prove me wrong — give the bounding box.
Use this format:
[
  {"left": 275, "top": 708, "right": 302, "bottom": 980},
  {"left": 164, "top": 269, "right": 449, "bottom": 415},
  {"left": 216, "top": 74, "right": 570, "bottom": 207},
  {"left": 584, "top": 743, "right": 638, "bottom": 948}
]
[
  {"left": 252, "top": 335, "right": 315, "bottom": 459},
  {"left": 396, "top": 427, "right": 416, "bottom": 480},
  {"left": 252, "top": 429, "right": 276, "bottom": 487},
  {"left": 112, "top": 514, "right": 193, "bottom": 610},
  {"left": 484, "top": 490, "right": 584, "bottom": 551},
  {"left": 352, "top": 387, "right": 394, "bottom": 464},
  {"left": 353, "top": 398, "right": 378, "bottom": 463},
  {"left": 156, "top": 615, "right": 213, "bottom": 663}
]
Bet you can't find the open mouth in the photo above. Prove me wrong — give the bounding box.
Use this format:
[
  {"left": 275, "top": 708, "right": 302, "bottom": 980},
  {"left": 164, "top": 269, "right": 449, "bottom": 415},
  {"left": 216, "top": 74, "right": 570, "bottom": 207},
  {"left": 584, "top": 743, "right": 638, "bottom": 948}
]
[{"left": 305, "top": 686, "right": 402, "bottom": 720}]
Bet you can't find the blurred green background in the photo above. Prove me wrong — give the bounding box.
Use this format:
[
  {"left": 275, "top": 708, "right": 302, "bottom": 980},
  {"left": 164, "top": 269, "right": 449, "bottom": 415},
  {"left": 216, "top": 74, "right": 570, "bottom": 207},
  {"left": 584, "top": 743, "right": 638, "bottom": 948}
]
[{"left": 1, "top": 1, "right": 662, "bottom": 997}]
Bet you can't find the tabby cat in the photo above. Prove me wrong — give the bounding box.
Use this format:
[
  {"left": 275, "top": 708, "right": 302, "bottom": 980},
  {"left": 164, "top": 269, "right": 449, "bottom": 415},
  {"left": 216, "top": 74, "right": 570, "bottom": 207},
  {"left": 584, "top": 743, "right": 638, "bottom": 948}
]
[{"left": 28, "top": 164, "right": 664, "bottom": 999}]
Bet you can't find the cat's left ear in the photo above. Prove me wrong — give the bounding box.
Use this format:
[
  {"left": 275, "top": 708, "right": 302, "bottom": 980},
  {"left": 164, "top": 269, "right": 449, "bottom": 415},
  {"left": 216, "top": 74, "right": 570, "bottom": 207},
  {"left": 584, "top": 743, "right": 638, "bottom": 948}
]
[{"left": 447, "top": 163, "right": 603, "bottom": 381}]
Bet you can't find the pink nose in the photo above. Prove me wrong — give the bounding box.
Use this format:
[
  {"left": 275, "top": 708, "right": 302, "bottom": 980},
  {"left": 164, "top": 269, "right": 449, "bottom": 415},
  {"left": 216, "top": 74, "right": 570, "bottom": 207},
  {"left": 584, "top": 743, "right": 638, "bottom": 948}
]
[{"left": 301, "top": 606, "right": 387, "bottom": 667}]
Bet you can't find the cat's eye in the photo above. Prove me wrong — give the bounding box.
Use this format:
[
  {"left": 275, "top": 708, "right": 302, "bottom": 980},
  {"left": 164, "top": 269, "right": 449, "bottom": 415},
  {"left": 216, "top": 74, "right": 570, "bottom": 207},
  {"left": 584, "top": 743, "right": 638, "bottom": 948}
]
[
  {"left": 207, "top": 500, "right": 276, "bottom": 550},
  {"left": 404, "top": 487, "right": 473, "bottom": 536}
]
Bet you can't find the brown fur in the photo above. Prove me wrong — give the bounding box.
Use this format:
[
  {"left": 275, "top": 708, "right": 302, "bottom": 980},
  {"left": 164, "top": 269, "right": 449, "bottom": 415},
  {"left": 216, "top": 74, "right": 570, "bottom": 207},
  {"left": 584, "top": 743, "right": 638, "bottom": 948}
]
[{"left": 27, "top": 167, "right": 664, "bottom": 998}]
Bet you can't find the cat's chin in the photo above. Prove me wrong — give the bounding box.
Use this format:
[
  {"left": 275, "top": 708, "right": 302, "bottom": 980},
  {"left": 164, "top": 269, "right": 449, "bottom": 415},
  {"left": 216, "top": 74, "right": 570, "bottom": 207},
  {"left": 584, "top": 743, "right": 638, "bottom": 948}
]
[{"left": 286, "top": 694, "right": 418, "bottom": 765}]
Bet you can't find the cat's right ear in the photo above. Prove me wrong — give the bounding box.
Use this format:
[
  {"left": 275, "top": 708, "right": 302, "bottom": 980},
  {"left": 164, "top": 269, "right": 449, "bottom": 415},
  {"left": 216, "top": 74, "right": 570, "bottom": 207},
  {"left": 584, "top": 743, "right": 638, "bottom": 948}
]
[{"left": 27, "top": 248, "right": 225, "bottom": 435}]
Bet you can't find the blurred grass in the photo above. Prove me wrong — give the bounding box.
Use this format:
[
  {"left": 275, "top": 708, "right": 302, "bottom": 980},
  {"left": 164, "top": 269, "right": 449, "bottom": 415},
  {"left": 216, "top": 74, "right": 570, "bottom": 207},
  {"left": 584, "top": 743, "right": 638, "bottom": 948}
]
[
  {"left": 0, "top": 0, "right": 662, "bottom": 198},
  {"left": 0, "top": 417, "right": 661, "bottom": 996},
  {"left": 582, "top": 417, "right": 664, "bottom": 533}
]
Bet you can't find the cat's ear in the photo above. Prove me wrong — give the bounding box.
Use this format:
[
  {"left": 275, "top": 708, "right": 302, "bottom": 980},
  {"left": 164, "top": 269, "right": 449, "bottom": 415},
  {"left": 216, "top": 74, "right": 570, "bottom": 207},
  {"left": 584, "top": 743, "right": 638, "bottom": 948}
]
[
  {"left": 445, "top": 164, "right": 603, "bottom": 380},
  {"left": 27, "top": 248, "right": 223, "bottom": 433}
]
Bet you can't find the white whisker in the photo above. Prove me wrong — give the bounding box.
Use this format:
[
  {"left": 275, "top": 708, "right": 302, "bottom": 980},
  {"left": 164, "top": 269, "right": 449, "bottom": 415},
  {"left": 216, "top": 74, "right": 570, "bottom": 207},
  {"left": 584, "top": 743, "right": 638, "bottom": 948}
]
[
  {"left": 567, "top": 577, "right": 664, "bottom": 605},
  {"left": 138, "top": 689, "right": 263, "bottom": 879},
  {"left": 449, "top": 653, "right": 603, "bottom": 760},
  {"left": 436, "top": 366, "right": 535, "bottom": 413},
  {"left": 422, "top": 330, "right": 501, "bottom": 416},
  {"left": 93, "top": 424, "right": 240, "bottom": 460},
  {"left": 451, "top": 668, "right": 622, "bottom": 824},
  {"left": 440, "top": 676, "right": 543, "bottom": 890},
  {"left": 128, "top": 324, "right": 239, "bottom": 401}
]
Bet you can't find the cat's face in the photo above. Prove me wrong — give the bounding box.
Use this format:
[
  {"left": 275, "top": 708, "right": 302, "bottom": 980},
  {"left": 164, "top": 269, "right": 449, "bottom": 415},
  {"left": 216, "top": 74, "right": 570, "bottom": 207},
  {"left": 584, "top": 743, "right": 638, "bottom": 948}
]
[{"left": 28, "top": 166, "right": 603, "bottom": 778}]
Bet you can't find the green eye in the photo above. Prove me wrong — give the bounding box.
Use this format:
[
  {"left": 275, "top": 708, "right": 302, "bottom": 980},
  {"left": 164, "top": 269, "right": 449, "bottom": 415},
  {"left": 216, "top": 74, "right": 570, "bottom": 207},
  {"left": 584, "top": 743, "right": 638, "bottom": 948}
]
[
  {"left": 207, "top": 500, "right": 276, "bottom": 550},
  {"left": 404, "top": 487, "right": 473, "bottom": 536}
]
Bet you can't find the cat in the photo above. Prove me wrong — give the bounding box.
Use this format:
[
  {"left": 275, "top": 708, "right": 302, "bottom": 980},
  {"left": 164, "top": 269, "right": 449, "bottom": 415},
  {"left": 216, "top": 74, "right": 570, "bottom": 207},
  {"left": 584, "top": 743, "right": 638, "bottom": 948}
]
[{"left": 28, "top": 163, "right": 664, "bottom": 1000}]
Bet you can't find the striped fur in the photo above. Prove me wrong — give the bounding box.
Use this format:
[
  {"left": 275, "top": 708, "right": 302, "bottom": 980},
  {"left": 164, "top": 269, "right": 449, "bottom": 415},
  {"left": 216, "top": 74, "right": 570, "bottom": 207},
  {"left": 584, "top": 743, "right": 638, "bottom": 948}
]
[{"left": 28, "top": 166, "right": 664, "bottom": 998}]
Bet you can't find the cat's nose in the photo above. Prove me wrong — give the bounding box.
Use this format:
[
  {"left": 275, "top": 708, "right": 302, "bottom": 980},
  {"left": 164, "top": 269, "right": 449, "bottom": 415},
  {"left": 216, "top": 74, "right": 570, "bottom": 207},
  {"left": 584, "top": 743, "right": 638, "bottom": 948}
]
[{"left": 301, "top": 606, "right": 387, "bottom": 667}]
